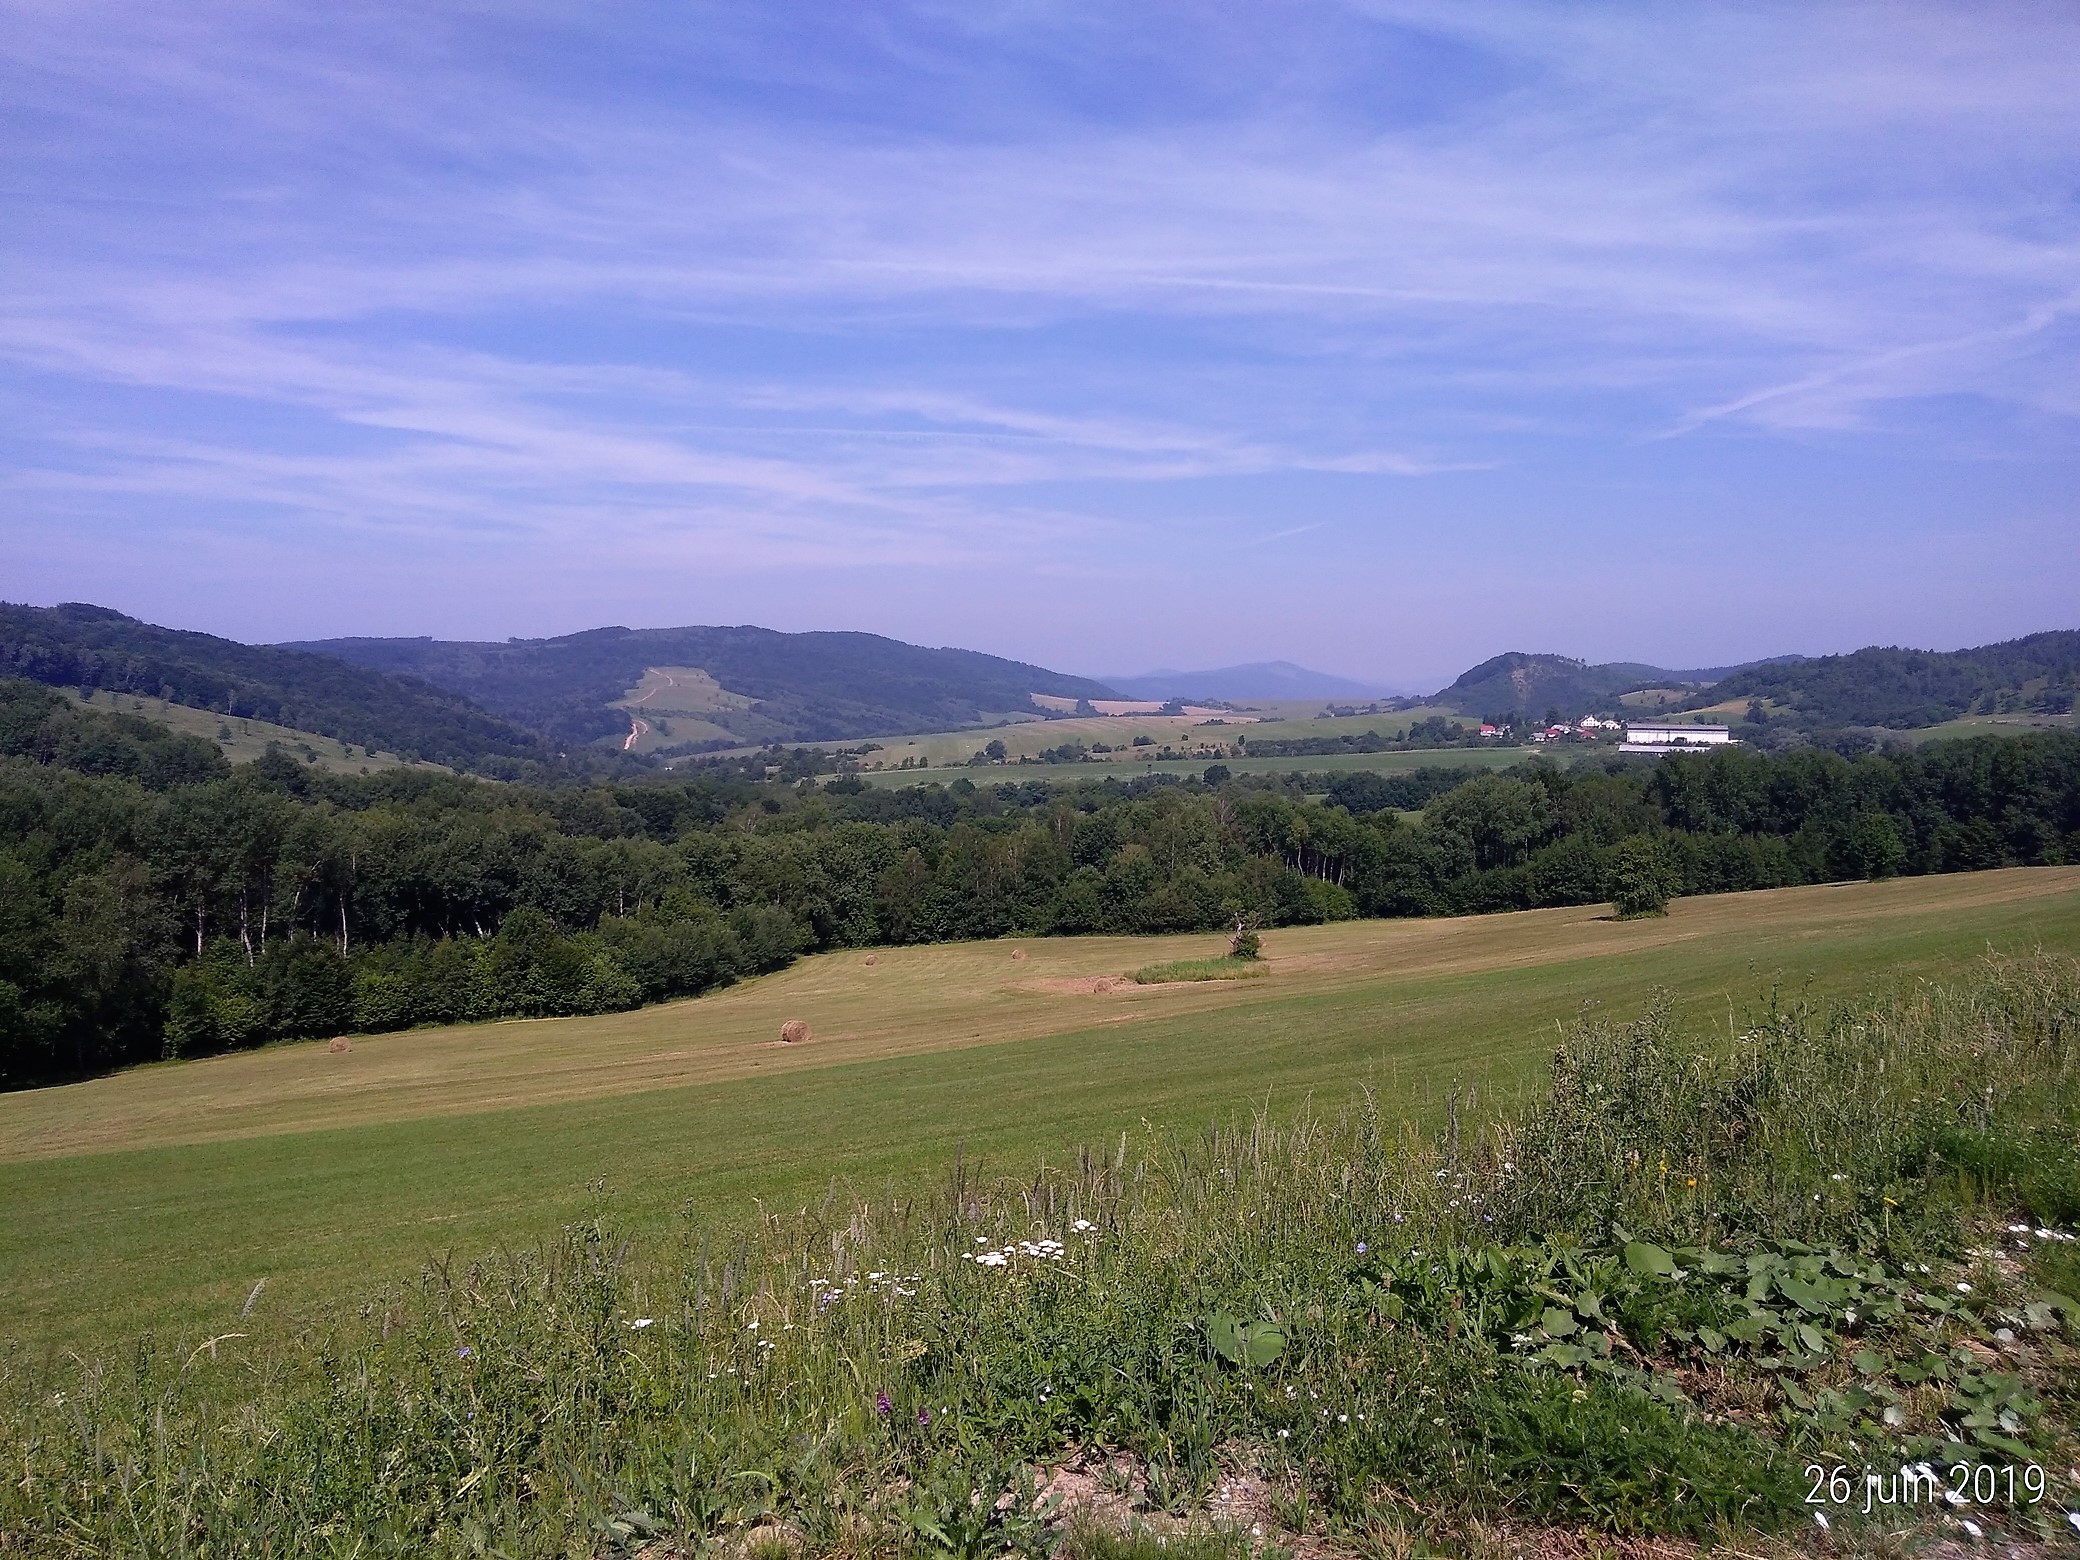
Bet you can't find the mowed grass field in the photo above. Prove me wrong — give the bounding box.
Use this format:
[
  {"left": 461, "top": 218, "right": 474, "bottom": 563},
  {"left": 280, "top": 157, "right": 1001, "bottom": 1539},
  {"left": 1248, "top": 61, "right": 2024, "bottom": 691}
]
[{"left": 3, "top": 869, "right": 2077, "bottom": 1352}]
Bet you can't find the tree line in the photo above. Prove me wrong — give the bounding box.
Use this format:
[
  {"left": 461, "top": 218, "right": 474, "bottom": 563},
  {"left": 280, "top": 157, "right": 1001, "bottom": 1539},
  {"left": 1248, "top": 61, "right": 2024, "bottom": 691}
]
[{"left": 3, "top": 674, "right": 2076, "bottom": 1088}]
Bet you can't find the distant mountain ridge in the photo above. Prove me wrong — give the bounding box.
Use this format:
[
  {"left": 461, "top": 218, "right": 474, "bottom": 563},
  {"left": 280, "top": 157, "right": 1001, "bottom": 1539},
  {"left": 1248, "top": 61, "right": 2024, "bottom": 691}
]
[
  {"left": 0, "top": 602, "right": 551, "bottom": 772},
  {"left": 287, "top": 625, "right": 1119, "bottom": 748},
  {"left": 1431, "top": 636, "right": 2076, "bottom": 731},
  {"left": 1101, "top": 661, "right": 1394, "bottom": 702}
]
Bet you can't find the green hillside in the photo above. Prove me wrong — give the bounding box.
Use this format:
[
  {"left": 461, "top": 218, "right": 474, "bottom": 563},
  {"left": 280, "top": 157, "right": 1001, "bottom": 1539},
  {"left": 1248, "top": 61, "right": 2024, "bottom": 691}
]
[
  {"left": 285, "top": 624, "right": 1119, "bottom": 747},
  {"left": 1689, "top": 629, "right": 2078, "bottom": 731},
  {"left": 1432, "top": 651, "right": 1706, "bottom": 721},
  {"left": 0, "top": 603, "right": 552, "bottom": 774},
  {"left": 63, "top": 689, "right": 438, "bottom": 775}
]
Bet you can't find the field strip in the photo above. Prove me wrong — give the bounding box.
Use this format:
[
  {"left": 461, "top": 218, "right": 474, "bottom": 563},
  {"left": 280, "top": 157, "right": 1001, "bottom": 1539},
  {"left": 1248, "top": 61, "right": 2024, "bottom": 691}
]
[{"left": 3, "top": 867, "right": 2076, "bottom": 1164}]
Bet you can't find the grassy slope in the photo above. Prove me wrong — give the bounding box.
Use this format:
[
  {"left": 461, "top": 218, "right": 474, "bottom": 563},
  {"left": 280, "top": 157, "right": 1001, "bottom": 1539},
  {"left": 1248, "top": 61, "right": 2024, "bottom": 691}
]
[
  {"left": 2, "top": 870, "right": 2076, "bottom": 1348},
  {"left": 63, "top": 690, "right": 441, "bottom": 775}
]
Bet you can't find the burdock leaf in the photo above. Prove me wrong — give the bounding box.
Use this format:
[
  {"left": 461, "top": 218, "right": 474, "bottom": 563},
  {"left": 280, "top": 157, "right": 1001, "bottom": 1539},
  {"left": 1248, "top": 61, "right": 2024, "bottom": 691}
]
[
  {"left": 1623, "top": 1242, "right": 1676, "bottom": 1279},
  {"left": 1242, "top": 1321, "right": 1287, "bottom": 1368}
]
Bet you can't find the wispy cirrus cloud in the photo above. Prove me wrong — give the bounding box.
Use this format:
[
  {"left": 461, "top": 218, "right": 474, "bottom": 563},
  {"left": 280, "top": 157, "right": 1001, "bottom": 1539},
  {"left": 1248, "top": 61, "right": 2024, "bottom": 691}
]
[{"left": 2, "top": 0, "right": 2076, "bottom": 669}]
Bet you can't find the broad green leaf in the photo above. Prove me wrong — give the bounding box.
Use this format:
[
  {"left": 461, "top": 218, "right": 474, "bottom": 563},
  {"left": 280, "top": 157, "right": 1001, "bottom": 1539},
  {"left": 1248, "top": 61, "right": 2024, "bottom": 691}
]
[{"left": 1623, "top": 1241, "right": 1676, "bottom": 1279}]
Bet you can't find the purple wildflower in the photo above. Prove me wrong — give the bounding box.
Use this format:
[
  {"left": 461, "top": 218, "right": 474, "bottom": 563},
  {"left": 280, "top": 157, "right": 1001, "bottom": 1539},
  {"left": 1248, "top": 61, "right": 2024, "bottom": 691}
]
[
  {"left": 1356, "top": 1241, "right": 1368, "bottom": 1255},
  {"left": 917, "top": 1407, "right": 932, "bottom": 1427},
  {"left": 456, "top": 1346, "right": 472, "bottom": 1359},
  {"left": 874, "top": 1390, "right": 891, "bottom": 1416}
]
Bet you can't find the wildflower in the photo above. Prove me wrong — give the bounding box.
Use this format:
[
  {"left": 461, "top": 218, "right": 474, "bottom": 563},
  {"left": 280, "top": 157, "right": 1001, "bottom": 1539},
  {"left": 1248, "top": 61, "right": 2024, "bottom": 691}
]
[
  {"left": 1955, "top": 1282, "right": 1972, "bottom": 1294},
  {"left": 917, "top": 1407, "right": 931, "bottom": 1427},
  {"left": 746, "top": 1319, "right": 759, "bottom": 1330},
  {"left": 628, "top": 1318, "right": 654, "bottom": 1330},
  {"left": 1072, "top": 1219, "right": 1095, "bottom": 1232},
  {"left": 1356, "top": 1241, "right": 1368, "bottom": 1255},
  {"left": 1685, "top": 1177, "right": 1696, "bottom": 1188},
  {"left": 1813, "top": 1510, "right": 1830, "bottom": 1531},
  {"left": 456, "top": 1346, "right": 472, "bottom": 1359},
  {"left": 875, "top": 1391, "right": 891, "bottom": 1415},
  {"left": 1338, "top": 1413, "right": 1348, "bottom": 1423},
  {"left": 1830, "top": 1173, "right": 1847, "bottom": 1183},
  {"left": 1277, "top": 1429, "right": 1289, "bottom": 1439}
]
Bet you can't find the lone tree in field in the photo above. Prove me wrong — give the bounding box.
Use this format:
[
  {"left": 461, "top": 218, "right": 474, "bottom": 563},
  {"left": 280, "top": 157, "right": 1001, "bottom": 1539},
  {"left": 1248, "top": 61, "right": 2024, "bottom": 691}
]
[
  {"left": 1229, "top": 911, "right": 1262, "bottom": 960},
  {"left": 1609, "top": 836, "right": 1680, "bottom": 918}
]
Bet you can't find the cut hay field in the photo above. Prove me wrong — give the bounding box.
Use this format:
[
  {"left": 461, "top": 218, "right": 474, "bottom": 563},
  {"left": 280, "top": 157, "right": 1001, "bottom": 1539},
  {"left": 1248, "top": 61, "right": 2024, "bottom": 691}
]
[
  {"left": 61, "top": 690, "right": 439, "bottom": 774},
  {"left": 687, "top": 704, "right": 1471, "bottom": 774},
  {"left": 3, "top": 869, "right": 2076, "bottom": 1350}
]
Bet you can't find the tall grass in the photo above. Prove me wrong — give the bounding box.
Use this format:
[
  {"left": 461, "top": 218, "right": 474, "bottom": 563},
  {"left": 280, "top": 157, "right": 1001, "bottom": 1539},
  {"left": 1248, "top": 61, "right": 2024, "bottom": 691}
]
[
  {"left": 1128, "top": 957, "right": 1266, "bottom": 985},
  {"left": 4, "top": 954, "right": 2077, "bottom": 1556}
]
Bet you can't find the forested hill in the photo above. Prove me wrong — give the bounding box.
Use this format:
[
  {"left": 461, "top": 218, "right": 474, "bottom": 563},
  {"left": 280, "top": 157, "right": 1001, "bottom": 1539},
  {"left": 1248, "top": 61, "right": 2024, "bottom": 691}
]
[
  {"left": 1689, "top": 630, "right": 2080, "bottom": 730},
  {"left": 0, "top": 603, "right": 552, "bottom": 773},
  {"left": 285, "top": 624, "right": 1120, "bottom": 747},
  {"left": 1433, "top": 652, "right": 1761, "bottom": 722}
]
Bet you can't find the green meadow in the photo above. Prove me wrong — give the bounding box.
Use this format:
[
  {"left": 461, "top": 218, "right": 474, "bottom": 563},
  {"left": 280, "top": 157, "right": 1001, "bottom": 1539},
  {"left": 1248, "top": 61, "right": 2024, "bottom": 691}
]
[
  {"left": 4, "top": 868, "right": 2076, "bottom": 1353},
  {"left": 853, "top": 744, "right": 1528, "bottom": 788},
  {"left": 60, "top": 689, "right": 441, "bottom": 775}
]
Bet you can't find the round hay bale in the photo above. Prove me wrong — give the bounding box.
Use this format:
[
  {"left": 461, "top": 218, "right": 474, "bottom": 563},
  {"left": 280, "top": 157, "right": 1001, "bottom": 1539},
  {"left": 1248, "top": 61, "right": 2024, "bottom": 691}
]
[
  {"left": 327, "top": 1036, "right": 352, "bottom": 1054},
  {"left": 1010, "top": 947, "right": 1027, "bottom": 961},
  {"left": 863, "top": 953, "right": 879, "bottom": 966},
  {"left": 779, "top": 1019, "right": 811, "bottom": 1044},
  {"left": 1091, "top": 977, "right": 1114, "bottom": 994}
]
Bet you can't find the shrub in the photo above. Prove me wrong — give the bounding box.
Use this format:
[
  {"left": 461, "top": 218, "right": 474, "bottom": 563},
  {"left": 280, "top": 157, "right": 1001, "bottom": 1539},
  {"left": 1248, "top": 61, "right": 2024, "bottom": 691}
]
[{"left": 1608, "top": 836, "right": 1679, "bottom": 917}]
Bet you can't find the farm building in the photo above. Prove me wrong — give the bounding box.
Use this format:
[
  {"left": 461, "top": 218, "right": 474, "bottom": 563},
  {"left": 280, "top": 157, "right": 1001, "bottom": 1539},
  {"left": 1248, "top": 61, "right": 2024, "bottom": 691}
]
[{"left": 1621, "top": 721, "right": 1735, "bottom": 754}]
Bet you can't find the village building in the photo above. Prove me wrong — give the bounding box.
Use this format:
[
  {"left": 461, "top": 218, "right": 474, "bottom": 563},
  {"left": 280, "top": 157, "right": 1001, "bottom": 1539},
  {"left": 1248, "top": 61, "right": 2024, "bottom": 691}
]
[{"left": 1621, "top": 721, "right": 1735, "bottom": 754}]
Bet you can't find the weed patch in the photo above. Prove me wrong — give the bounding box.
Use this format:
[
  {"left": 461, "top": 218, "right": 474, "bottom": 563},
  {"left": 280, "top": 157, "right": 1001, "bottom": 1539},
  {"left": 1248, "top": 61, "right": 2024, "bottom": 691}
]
[{"left": 1131, "top": 957, "right": 1268, "bottom": 985}]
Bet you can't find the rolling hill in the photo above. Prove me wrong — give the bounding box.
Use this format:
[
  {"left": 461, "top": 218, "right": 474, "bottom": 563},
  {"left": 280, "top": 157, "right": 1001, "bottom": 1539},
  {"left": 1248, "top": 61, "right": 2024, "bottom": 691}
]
[
  {"left": 1685, "top": 630, "right": 2079, "bottom": 730},
  {"left": 286, "top": 625, "right": 1120, "bottom": 748},
  {"left": 1429, "top": 651, "right": 1757, "bottom": 721},
  {"left": 0, "top": 603, "right": 552, "bottom": 773}
]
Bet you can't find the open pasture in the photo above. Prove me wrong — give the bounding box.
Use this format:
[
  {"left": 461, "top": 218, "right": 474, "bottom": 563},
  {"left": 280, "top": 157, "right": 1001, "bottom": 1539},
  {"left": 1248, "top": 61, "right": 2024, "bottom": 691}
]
[
  {"left": 61, "top": 690, "right": 437, "bottom": 775},
  {"left": 855, "top": 743, "right": 1527, "bottom": 787},
  {"left": 2, "top": 868, "right": 2076, "bottom": 1348},
  {"left": 690, "top": 703, "right": 1473, "bottom": 774}
]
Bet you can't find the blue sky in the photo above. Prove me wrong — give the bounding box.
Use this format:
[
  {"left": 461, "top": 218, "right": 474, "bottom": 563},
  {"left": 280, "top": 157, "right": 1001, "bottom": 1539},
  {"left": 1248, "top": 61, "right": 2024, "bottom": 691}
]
[{"left": 4, "top": 1, "right": 2076, "bottom": 690}]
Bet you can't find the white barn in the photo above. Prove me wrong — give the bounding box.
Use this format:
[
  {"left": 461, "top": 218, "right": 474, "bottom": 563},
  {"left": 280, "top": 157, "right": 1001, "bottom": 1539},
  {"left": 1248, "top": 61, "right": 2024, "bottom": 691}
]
[{"left": 1621, "top": 722, "right": 1735, "bottom": 755}]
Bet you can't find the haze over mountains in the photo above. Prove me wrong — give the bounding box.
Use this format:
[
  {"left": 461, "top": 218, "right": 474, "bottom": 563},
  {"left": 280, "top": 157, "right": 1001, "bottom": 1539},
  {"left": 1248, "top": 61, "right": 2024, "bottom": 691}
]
[
  {"left": 3, "top": 601, "right": 2073, "bottom": 776},
  {"left": 283, "top": 625, "right": 1115, "bottom": 749},
  {"left": 1102, "top": 662, "right": 1397, "bottom": 702}
]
